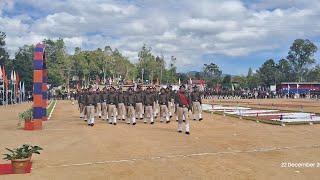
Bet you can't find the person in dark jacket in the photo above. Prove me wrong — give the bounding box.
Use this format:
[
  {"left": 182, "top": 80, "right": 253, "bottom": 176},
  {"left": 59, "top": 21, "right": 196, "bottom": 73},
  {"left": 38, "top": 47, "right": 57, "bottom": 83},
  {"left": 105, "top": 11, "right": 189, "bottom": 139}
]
[
  {"left": 108, "top": 87, "right": 118, "bottom": 125},
  {"left": 191, "top": 86, "right": 203, "bottom": 121},
  {"left": 144, "top": 87, "right": 155, "bottom": 124},
  {"left": 84, "top": 86, "right": 96, "bottom": 126},
  {"left": 125, "top": 87, "right": 136, "bottom": 125},
  {"left": 158, "top": 88, "right": 170, "bottom": 123}
]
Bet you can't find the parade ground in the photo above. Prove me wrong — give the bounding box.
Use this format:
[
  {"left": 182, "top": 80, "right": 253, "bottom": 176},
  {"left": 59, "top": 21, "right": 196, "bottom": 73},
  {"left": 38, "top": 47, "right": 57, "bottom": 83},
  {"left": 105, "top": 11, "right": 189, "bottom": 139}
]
[{"left": 1, "top": 99, "right": 320, "bottom": 180}]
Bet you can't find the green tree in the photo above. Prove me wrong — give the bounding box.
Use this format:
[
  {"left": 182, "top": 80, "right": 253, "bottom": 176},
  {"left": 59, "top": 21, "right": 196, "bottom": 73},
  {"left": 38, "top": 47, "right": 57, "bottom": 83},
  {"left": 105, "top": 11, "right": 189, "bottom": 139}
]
[
  {"left": 44, "top": 39, "right": 71, "bottom": 87},
  {"left": 0, "top": 31, "right": 9, "bottom": 67},
  {"left": 287, "top": 39, "right": 318, "bottom": 82},
  {"left": 12, "top": 45, "right": 34, "bottom": 91},
  {"left": 222, "top": 75, "right": 232, "bottom": 88},
  {"left": 202, "top": 63, "right": 222, "bottom": 87},
  {"left": 257, "top": 59, "right": 277, "bottom": 87},
  {"left": 306, "top": 65, "right": 320, "bottom": 82},
  {"left": 276, "top": 59, "right": 292, "bottom": 83}
]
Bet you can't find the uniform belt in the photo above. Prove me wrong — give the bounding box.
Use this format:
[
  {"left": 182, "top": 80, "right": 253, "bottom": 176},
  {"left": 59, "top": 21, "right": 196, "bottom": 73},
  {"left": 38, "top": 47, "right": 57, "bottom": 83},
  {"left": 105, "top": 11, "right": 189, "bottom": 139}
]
[
  {"left": 146, "top": 104, "right": 152, "bottom": 106},
  {"left": 137, "top": 101, "right": 142, "bottom": 103},
  {"left": 161, "top": 103, "right": 166, "bottom": 105},
  {"left": 194, "top": 100, "right": 198, "bottom": 102},
  {"left": 88, "top": 104, "right": 93, "bottom": 106},
  {"left": 128, "top": 104, "right": 133, "bottom": 106},
  {"left": 179, "top": 105, "right": 187, "bottom": 108},
  {"left": 109, "top": 102, "right": 114, "bottom": 105},
  {"left": 103, "top": 100, "right": 106, "bottom": 102}
]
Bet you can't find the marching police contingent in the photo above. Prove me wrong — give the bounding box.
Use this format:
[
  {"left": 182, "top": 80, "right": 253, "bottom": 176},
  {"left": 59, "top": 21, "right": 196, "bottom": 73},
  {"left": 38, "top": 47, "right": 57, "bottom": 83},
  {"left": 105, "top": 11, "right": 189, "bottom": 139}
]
[{"left": 77, "top": 84, "right": 203, "bottom": 135}]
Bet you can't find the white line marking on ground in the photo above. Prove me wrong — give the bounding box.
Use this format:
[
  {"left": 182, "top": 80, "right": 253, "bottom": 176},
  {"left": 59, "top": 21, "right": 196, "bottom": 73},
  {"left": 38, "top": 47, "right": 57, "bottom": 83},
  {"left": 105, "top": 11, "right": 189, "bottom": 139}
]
[
  {"left": 47, "top": 100, "right": 57, "bottom": 120},
  {"left": 31, "top": 144, "right": 320, "bottom": 170}
]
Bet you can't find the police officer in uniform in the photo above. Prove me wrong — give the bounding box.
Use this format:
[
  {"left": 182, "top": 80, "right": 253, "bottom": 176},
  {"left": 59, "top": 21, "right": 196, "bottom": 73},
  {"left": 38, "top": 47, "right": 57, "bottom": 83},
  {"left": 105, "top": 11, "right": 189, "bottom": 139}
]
[
  {"left": 191, "top": 86, "right": 203, "bottom": 121},
  {"left": 108, "top": 87, "right": 118, "bottom": 125},
  {"left": 135, "top": 86, "right": 144, "bottom": 120},
  {"left": 82, "top": 89, "right": 88, "bottom": 121},
  {"left": 150, "top": 87, "right": 158, "bottom": 118},
  {"left": 144, "top": 87, "right": 155, "bottom": 124},
  {"left": 84, "top": 86, "right": 96, "bottom": 126},
  {"left": 125, "top": 87, "right": 136, "bottom": 125},
  {"left": 95, "top": 89, "right": 102, "bottom": 118},
  {"left": 78, "top": 90, "right": 84, "bottom": 118},
  {"left": 158, "top": 88, "right": 170, "bottom": 123},
  {"left": 101, "top": 87, "right": 108, "bottom": 121},
  {"left": 117, "top": 87, "right": 126, "bottom": 121},
  {"left": 175, "top": 85, "right": 191, "bottom": 134}
]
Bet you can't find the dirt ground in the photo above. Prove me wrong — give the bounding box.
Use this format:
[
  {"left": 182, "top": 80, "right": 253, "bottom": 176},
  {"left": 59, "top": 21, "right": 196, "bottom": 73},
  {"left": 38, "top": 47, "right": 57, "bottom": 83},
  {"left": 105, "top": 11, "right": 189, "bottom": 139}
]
[
  {"left": 0, "top": 99, "right": 320, "bottom": 180},
  {"left": 207, "top": 98, "right": 320, "bottom": 113}
]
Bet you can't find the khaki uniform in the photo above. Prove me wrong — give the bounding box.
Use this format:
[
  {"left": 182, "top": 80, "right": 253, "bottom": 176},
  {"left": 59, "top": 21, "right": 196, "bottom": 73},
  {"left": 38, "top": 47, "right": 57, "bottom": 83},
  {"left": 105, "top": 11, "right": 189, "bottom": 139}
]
[
  {"left": 191, "top": 91, "right": 202, "bottom": 120},
  {"left": 167, "top": 90, "right": 174, "bottom": 117},
  {"left": 144, "top": 92, "right": 154, "bottom": 123},
  {"left": 158, "top": 92, "right": 170, "bottom": 122},
  {"left": 84, "top": 92, "right": 96, "bottom": 125},
  {"left": 117, "top": 92, "right": 126, "bottom": 120},
  {"left": 78, "top": 92, "right": 84, "bottom": 118},
  {"left": 125, "top": 92, "right": 136, "bottom": 124},
  {"left": 94, "top": 92, "right": 102, "bottom": 117},
  {"left": 108, "top": 92, "right": 118, "bottom": 124},
  {"left": 101, "top": 92, "right": 108, "bottom": 120},
  {"left": 135, "top": 91, "right": 144, "bottom": 119},
  {"left": 152, "top": 91, "right": 158, "bottom": 117},
  {"left": 71, "top": 92, "right": 75, "bottom": 105},
  {"left": 175, "top": 91, "right": 191, "bottom": 132},
  {"left": 81, "top": 92, "right": 88, "bottom": 120}
]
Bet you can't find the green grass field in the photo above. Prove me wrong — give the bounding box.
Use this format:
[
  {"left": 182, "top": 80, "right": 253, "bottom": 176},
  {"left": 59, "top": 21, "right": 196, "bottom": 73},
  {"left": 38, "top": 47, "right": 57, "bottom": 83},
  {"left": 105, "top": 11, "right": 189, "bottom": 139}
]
[{"left": 46, "top": 100, "right": 56, "bottom": 117}]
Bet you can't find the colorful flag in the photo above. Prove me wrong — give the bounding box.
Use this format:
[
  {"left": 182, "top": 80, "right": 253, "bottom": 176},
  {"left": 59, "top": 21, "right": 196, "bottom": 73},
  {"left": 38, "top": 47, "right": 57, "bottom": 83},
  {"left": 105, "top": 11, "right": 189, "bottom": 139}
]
[
  {"left": 0, "top": 65, "right": 2, "bottom": 79},
  {"left": 178, "top": 78, "right": 181, "bottom": 85},
  {"left": 77, "top": 83, "right": 81, "bottom": 91},
  {"left": 156, "top": 78, "right": 159, "bottom": 85},
  {"left": 16, "top": 72, "right": 20, "bottom": 82},
  {"left": 189, "top": 78, "right": 192, "bottom": 85},
  {"left": 13, "top": 71, "right": 16, "bottom": 81},
  {"left": 5, "top": 75, "right": 8, "bottom": 90},
  {"left": 10, "top": 71, "right": 13, "bottom": 81},
  {"left": 2, "top": 66, "right": 5, "bottom": 80}
]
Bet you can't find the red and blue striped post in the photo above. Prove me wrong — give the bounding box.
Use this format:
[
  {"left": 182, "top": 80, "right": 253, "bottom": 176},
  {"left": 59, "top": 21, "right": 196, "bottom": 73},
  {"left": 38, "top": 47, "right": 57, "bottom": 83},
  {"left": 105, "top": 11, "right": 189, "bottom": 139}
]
[{"left": 33, "top": 44, "right": 46, "bottom": 129}]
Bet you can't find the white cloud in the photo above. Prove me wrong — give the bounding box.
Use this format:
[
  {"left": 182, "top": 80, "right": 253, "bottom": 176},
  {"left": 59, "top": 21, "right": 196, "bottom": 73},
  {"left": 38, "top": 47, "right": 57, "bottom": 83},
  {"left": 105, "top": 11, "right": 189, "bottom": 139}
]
[{"left": 0, "top": 0, "right": 320, "bottom": 73}]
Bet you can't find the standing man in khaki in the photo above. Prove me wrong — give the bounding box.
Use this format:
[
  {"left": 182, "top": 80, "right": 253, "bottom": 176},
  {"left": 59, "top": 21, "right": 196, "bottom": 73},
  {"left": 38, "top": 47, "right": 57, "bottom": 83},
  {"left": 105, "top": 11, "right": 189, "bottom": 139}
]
[
  {"left": 108, "top": 87, "right": 118, "bottom": 125},
  {"left": 191, "top": 86, "right": 203, "bottom": 121},
  {"left": 158, "top": 88, "right": 170, "bottom": 123},
  {"left": 151, "top": 87, "right": 158, "bottom": 118},
  {"left": 101, "top": 87, "right": 108, "bottom": 121},
  {"left": 175, "top": 85, "right": 192, "bottom": 134},
  {"left": 117, "top": 87, "right": 126, "bottom": 121},
  {"left": 95, "top": 89, "right": 102, "bottom": 118},
  {"left": 125, "top": 88, "right": 136, "bottom": 125},
  {"left": 144, "top": 87, "right": 155, "bottom": 124},
  {"left": 135, "top": 86, "right": 144, "bottom": 120},
  {"left": 84, "top": 86, "right": 96, "bottom": 126},
  {"left": 82, "top": 89, "right": 88, "bottom": 122},
  {"left": 167, "top": 86, "right": 174, "bottom": 119}
]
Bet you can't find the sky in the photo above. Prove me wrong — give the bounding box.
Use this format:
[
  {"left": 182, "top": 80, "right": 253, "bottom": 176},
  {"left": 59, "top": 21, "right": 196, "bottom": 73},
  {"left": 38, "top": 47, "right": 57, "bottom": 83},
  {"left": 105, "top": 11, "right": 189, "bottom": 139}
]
[{"left": 0, "top": 0, "right": 320, "bottom": 75}]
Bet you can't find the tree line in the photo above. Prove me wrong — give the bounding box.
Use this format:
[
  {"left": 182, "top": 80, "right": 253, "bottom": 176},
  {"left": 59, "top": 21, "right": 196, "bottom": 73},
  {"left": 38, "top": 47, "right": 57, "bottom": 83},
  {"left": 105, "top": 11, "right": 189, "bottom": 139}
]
[
  {"left": 0, "top": 30, "right": 318, "bottom": 91},
  {"left": 193, "top": 39, "right": 318, "bottom": 90}
]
